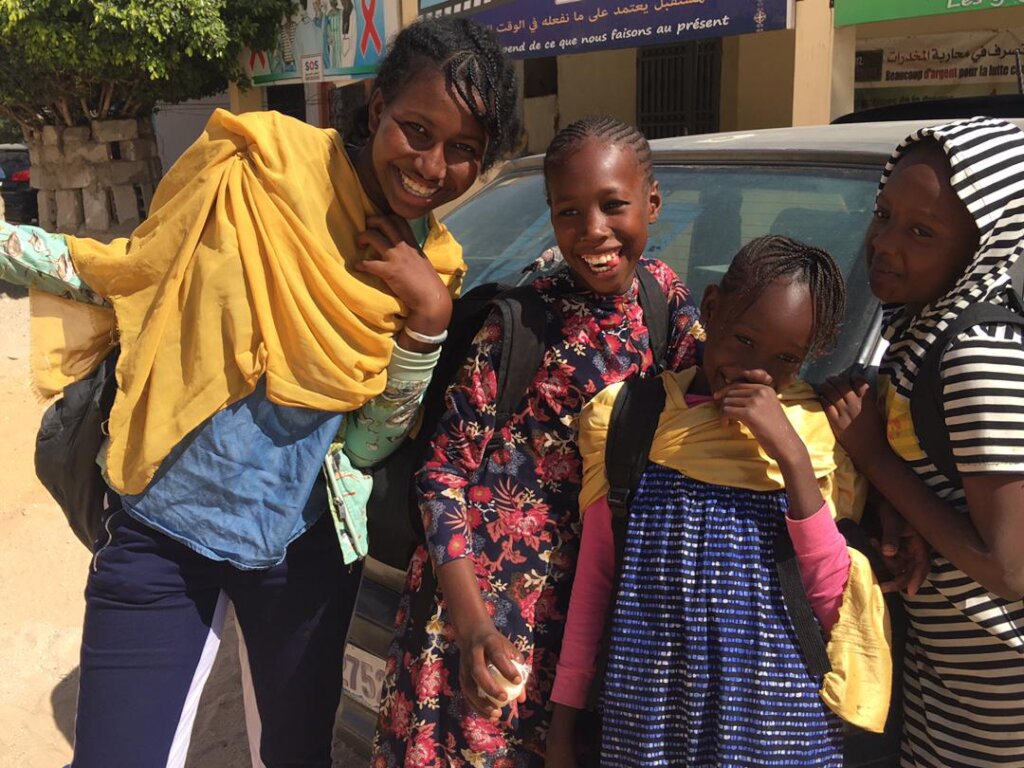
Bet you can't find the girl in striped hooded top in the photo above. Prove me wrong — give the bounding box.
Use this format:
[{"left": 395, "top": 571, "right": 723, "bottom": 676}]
[{"left": 822, "top": 117, "right": 1024, "bottom": 767}]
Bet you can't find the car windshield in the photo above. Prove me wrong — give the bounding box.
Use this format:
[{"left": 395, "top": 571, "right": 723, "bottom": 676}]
[{"left": 443, "top": 162, "right": 881, "bottom": 381}]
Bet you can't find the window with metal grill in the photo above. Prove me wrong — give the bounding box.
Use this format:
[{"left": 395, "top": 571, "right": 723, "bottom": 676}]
[{"left": 637, "top": 38, "right": 721, "bottom": 139}]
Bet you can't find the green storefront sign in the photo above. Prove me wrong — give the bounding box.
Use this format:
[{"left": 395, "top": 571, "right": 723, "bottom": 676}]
[{"left": 835, "top": 0, "right": 1023, "bottom": 27}]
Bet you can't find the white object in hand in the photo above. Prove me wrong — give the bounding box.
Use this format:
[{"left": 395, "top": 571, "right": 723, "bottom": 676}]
[{"left": 477, "top": 660, "right": 530, "bottom": 706}]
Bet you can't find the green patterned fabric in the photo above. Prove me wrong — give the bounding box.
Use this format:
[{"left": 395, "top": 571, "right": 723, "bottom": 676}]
[
  {"left": 0, "top": 220, "right": 106, "bottom": 305},
  {"left": 328, "top": 342, "right": 440, "bottom": 564}
]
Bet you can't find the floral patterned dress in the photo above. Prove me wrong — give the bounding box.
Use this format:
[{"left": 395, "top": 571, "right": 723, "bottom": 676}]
[{"left": 371, "top": 260, "right": 702, "bottom": 768}]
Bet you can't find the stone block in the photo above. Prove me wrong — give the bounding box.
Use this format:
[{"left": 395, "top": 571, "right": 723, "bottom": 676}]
[
  {"left": 41, "top": 125, "right": 62, "bottom": 146},
  {"left": 55, "top": 162, "right": 95, "bottom": 190},
  {"left": 111, "top": 184, "right": 140, "bottom": 225},
  {"left": 55, "top": 189, "right": 83, "bottom": 232},
  {"left": 95, "top": 159, "right": 151, "bottom": 187},
  {"left": 40, "top": 144, "right": 62, "bottom": 165},
  {"left": 82, "top": 186, "right": 111, "bottom": 231},
  {"left": 37, "top": 190, "right": 57, "bottom": 230},
  {"left": 63, "top": 126, "right": 92, "bottom": 146},
  {"left": 29, "top": 165, "right": 59, "bottom": 191},
  {"left": 69, "top": 141, "right": 111, "bottom": 164},
  {"left": 91, "top": 118, "right": 139, "bottom": 143}
]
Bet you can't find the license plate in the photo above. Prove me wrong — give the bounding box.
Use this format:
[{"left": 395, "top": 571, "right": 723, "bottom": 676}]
[{"left": 343, "top": 643, "right": 387, "bottom": 712}]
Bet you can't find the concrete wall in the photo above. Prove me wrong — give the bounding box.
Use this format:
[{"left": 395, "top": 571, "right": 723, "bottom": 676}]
[
  {"left": 154, "top": 92, "right": 232, "bottom": 171},
  {"left": 557, "top": 48, "right": 637, "bottom": 127},
  {"left": 523, "top": 95, "right": 558, "bottom": 155},
  {"left": 26, "top": 119, "right": 158, "bottom": 235},
  {"left": 720, "top": 29, "right": 795, "bottom": 131}
]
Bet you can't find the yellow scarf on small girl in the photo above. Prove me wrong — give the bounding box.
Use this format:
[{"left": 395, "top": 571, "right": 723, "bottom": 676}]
[
  {"left": 578, "top": 367, "right": 892, "bottom": 734},
  {"left": 578, "top": 368, "right": 860, "bottom": 514},
  {"left": 31, "top": 108, "right": 465, "bottom": 495}
]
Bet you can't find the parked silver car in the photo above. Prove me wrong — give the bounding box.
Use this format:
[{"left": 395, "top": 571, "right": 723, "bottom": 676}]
[{"left": 336, "top": 118, "right": 1017, "bottom": 756}]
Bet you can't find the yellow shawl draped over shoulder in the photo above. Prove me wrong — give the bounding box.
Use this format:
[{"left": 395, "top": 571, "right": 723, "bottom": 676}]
[
  {"left": 52, "top": 109, "right": 465, "bottom": 495},
  {"left": 578, "top": 368, "right": 891, "bottom": 733}
]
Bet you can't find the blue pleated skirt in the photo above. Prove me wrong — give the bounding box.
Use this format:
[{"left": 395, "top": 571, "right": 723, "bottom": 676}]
[{"left": 600, "top": 464, "right": 843, "bottom": 768}]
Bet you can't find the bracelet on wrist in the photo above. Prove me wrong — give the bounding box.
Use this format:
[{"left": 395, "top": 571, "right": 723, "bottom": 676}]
[{"left": 403, "top": 326, "right": 448, "bottom": 345}]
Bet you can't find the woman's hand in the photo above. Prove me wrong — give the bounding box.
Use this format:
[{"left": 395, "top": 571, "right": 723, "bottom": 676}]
[
  {"left": 457, "top": 623, "right": 527, "bottom": 721},
  {"left": 818, "top": 372, "right": 888, "bottom": 470},
  {"left": 355, "top": 214, "right": 453, "bottom": 349}
]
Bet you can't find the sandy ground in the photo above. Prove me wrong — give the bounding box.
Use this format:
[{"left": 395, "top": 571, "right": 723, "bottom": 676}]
[{"left": 0, "top": 287, "right": 363, "bottom": 767}]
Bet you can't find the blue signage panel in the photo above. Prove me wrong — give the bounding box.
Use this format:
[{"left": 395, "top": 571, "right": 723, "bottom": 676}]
[{"left": 423, "top": 0, "right": 791, "bottom": 58}]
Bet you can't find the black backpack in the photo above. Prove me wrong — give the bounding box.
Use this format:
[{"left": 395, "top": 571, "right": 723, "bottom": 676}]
[
  {"left": 34, "top": 347, "right": 119, "bottom": 551},
  {"left": 597, "top": 374, "right": 906, "bottom": 768},
  {"left": 910, "top": 296, "right": 1024, "bottom": 485}
]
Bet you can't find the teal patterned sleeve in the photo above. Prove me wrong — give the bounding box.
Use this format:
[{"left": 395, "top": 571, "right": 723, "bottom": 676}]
[
  {"left": 0, "top": 220, "right": 107, "bottom": 305},
  {"left": 343, "top": 341, "right": 441, "bottom": 468},
  {"left": 323, "top": 342, "right": 441, "bottom": 563}
]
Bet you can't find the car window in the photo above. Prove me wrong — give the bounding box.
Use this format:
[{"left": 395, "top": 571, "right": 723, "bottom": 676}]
[
  {"left": 443, "top": 162, "right": 881, "bottom": 380},
  {"left": 0, "top": 150, "right": 29, "bottom": 175},
  {"left": 443, "top": 172, "right": 551, "bottom": 288}
]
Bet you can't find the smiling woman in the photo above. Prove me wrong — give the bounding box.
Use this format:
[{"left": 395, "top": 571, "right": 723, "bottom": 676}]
[
  {"left": 356, "top": 64, "right": 488, "bottom": 221},
  {"left": 0, "top": 16, "right": 523, "bottom": 768}
]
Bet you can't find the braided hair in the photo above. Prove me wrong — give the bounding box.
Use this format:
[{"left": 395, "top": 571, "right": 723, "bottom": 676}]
[
  {"left": 352, "top": 17, "right": 520, "bottom": 171},
  {"left": 719, "top": 235, "right": 847, "bottom": 358},
  {"left": 543, "top": 115, "right": 654, "bottom": 189}
]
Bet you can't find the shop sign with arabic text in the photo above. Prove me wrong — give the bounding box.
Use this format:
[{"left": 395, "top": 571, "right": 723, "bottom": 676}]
[
  {"left": 420, "top": 0, "right": 792, "bottom": 59},
  {"left": 835, "top": 0, "right": 1022, "bottom": 27},
  {"left": 853, "top": 28, "right": 1024, "bottom": 110}
]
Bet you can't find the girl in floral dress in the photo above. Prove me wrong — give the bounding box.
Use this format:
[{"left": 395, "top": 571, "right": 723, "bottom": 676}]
[{"left": 371, "top": 116, "right": 703, "bottom": 767}]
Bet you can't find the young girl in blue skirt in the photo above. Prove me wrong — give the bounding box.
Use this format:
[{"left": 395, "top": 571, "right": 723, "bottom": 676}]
[{"left": 548, "top": 235, "right": 891, "bottom": 768}]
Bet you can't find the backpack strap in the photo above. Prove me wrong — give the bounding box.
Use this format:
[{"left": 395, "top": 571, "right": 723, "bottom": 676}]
[
  {"left": 909, "top": 301, "right": 1024, "bottom": 484},
  {"left": 774, "top": 531, "right": 832, "bottom": 678},
  {"left": 587, "top": 374, "right": 667, "bottom": 709},
  {"left": 405, "top": 285, "right": 548, "bottom": 655},
  {"left": 636, "top": 264, "right": 670, "bottom": 370},
  {"left": 604, "top": 374, "right": 667, "bottom": 525},
  {"left": 492, "top": 285, "right": 549, "bottom": 427}
]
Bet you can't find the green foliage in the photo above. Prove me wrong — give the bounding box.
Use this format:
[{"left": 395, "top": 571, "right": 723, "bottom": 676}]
[
  {"left": 0, "top": 0, "right": 297, "bottom": 128},
  {"left": 0, "top": 116, "right": 23, "bottom": 143}
]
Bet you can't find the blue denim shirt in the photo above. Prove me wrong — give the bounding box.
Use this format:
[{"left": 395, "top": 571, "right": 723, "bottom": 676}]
[{"left": 122, "top": 378, "right": 342, "bottom": 569}]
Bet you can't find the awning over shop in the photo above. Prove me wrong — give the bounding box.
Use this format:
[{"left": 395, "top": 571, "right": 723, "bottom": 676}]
[
  {"left": 836, "top": 0, "right": 1012, "bottom": 27},
  {"left": 245, "top": 0, "right": 399, "bottom": 86},
  {"left": 421, "top": 0, "right": 792, "bottom": 59}
]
